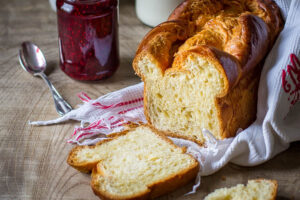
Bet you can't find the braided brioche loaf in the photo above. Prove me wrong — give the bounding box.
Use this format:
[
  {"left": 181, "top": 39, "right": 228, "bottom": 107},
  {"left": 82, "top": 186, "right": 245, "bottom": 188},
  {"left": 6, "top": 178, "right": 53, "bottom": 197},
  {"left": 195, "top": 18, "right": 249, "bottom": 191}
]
[{"left": 133, "top": 0, "right": 283, "bottom": 143}]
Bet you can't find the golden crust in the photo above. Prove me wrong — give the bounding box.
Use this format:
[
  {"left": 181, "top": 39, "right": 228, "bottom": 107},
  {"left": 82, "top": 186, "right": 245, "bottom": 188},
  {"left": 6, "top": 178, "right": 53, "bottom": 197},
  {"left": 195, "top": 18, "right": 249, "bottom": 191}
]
[
  {"left": 168, "top": 0, "right": 223, "bottom": 22},
  {"left": 168, "top": 0, "right": 283, "bottom": 75},
  {"left": 237, "top": 14, "right": 269, "bottom": 75},
  {"left": 255, "top": 0, "right": 283, "bottom": 43},
  {"left": 133, "top": 0, "right": 283, "bottom": 141},
  {"left": 133, "top": 21, "right": 191, "bottom": 77},
  {"left": 252, "top": 179, "right": 278, "bottom": 200},
  {"left": 217, "top": 68, "right": 260, "bottom": 138}
]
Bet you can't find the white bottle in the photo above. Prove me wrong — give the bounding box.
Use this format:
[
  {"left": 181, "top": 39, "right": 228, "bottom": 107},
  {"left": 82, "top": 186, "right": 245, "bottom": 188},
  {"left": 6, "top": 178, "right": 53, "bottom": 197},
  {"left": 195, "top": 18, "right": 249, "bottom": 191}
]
[
  {"left": 49, "top": 0, "right": 56, "bottom": 11},
  {"left": 136, "top": 0, "right": 183, "bottom": 27}
]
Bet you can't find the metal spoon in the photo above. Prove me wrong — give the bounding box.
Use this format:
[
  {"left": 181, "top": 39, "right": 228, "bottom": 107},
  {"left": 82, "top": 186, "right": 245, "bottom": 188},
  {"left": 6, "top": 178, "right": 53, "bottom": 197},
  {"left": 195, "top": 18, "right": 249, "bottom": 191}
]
[{"left": 19, "top": 41, "right": 72, "bottom": 116}]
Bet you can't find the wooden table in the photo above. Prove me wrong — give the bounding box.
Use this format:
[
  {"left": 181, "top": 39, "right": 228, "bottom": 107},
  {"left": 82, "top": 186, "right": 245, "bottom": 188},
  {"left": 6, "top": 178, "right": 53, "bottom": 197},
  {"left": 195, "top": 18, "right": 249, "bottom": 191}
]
[{"left": 0, "top": 0, "right": 299, "bottom": 199}]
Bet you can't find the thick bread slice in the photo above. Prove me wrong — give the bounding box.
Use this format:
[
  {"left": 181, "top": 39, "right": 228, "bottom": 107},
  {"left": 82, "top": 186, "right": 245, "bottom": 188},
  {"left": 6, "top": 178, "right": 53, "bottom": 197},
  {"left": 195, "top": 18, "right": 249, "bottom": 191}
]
[
  {"left": 204, "top": 179, "right": 278, "bottom": 200},
  {"left": 68, "top": 125, "right": 199, "bottom": 200}
]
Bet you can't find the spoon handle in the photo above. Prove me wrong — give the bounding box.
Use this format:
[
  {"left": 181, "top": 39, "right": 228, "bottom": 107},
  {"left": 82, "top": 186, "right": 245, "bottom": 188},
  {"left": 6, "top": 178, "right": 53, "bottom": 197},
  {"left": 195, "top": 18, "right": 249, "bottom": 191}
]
[{"left": 37, "top": 72, "right": 72, "bottom": 116}]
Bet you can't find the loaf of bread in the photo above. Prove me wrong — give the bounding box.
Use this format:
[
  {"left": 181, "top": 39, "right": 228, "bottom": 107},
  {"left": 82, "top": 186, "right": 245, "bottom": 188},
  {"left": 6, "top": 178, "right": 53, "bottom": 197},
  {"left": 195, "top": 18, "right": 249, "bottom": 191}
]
[
  {"left": 204, "top": 179, "right": 278, "bottom": 200},
  {"left": 67, "top": 125, "right": 198, "bottom": 200},
  {"left": 133, "top": 0, "right": 283, "bottom": 143}
]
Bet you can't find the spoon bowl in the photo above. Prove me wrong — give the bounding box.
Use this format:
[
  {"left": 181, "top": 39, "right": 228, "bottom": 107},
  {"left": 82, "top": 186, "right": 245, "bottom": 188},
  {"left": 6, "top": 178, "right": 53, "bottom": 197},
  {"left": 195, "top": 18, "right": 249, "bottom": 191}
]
[
  {"left": 19, "top": 42, "right": 47, "bottom": 74},
  {"left": 19, "top": 41, "right": 72, "bottom": 116}
]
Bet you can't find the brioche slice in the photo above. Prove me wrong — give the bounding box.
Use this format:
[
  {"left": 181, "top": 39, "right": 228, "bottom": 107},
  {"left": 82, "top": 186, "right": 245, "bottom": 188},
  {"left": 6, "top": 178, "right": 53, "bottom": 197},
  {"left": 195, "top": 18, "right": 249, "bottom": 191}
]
[
  {"left": 204, "top": 179, "right": 278, "bottom": 200},
  {"left": 68, "top": 125, "right": 199, "bottom": 200}
]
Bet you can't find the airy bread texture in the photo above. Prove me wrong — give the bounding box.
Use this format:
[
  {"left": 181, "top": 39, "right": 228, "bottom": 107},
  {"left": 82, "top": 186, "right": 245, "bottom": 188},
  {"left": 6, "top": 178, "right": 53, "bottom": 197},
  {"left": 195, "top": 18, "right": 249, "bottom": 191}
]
[
  {"left": 68, "top": 125, "right": 199, "bottom": 200},
  {"left": 204, "top": 179, "right": 278, "bottom": 200},
  {"left": 133, "top": 0, "right": 283, "bottom": 143}
]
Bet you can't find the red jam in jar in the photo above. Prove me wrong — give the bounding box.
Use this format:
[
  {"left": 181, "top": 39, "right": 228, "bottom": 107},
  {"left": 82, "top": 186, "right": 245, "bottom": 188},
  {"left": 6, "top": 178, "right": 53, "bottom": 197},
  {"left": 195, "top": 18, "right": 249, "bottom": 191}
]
[{"left": 56, "top": 0, "right": 119, "bottom": 81}]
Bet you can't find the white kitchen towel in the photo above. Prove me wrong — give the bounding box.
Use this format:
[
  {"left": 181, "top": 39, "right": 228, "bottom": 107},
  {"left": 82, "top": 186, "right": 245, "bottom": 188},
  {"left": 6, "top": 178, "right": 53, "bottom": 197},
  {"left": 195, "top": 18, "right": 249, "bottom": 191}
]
[{"left": 31, "top": 0, "right": 300, "bottom": 191}]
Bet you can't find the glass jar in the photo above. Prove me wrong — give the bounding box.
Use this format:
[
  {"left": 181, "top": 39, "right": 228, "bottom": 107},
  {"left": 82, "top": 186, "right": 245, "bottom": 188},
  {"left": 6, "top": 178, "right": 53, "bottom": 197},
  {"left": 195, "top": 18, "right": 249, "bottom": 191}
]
[{"left": 56, "top": 0, "right": 119, "bottom": 81}]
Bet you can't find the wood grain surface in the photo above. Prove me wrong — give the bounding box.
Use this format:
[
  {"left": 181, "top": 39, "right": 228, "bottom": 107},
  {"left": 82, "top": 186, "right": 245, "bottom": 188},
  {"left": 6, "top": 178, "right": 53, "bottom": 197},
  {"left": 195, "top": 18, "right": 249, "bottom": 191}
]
[{"left": 0, "top": 0, "right": 299, "bottom": 199}]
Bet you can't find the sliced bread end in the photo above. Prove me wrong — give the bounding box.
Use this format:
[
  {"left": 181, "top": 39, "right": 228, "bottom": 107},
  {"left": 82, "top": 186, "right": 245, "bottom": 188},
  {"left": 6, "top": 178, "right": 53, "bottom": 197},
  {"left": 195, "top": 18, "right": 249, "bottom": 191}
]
[{"left": 204, "top": 179, "right": 278, "bottom": 200}]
